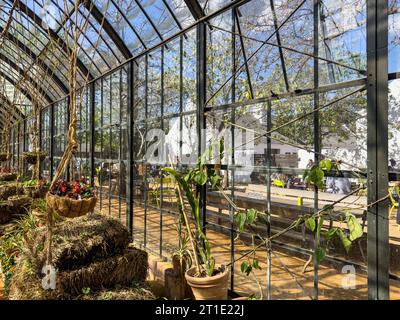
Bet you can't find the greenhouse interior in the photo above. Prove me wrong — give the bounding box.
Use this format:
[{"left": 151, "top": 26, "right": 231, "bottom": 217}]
[{"left": 0, "top": 0, "right": 399, "bottom": 301}]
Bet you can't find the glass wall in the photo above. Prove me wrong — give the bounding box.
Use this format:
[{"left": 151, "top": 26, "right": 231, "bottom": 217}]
[
  {"left": 4, "top": 0, "right": 397, "bottom": 300},
  {"left": 41, "top": 106, "right": 51, "bottom": 180},
  {"left": 53, "top": 99, "right": 68, "bottom": 177},
  {"left": 93, "top": 67, "right": 129, "bottom": 224}
]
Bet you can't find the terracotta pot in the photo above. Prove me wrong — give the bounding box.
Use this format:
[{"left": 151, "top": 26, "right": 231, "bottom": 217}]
[{"left": 185, "top": 264, "right": 229, "bottom": 300}]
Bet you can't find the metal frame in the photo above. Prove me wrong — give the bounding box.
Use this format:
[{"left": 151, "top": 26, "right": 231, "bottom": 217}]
[
  {"left": 3, "top": 0, "right": 397, "bottom": 300},
  {"left": 14, "top": 0, "right": 93, "bottom": 80},
  {"left": 366, "top": 0, "right": 389, "bottom": 300},
  {"left": 184, "top": 0, "right": 206, "bottom": 19},
  {"left": 81, "top": 1, "right": 132, "bottom": 60},
  {"left": 0, "top": 25, "right": 69, "bottom": 94},
  {"left": 0, "top": 52, "right": 54, "bottom": 105}
]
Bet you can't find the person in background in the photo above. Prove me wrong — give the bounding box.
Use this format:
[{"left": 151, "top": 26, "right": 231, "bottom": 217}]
[
  {"left": 306, "top": 159, "right": 314, "bottom": 169},
  {"left": 325, "top": 176, "right": 351, "bottom": 194},
  {"left": 389, "top": 158, "right": 397, "bottom": 171}
]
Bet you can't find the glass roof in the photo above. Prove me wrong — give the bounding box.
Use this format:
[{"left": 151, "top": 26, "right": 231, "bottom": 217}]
[
  {"left": 0, "top": 0, "right": 394, "bottom": 125},
  {"left": 0, "top": 0, "right": 202, "bottom": 116}
]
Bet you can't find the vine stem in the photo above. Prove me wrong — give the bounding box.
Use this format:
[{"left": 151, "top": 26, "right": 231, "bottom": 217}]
[
  {"left": 227, "top": 186, "right": 390, "bottom": 267},
  {"left": 168, "top": 155, "right": 201, "bottom": 274}
]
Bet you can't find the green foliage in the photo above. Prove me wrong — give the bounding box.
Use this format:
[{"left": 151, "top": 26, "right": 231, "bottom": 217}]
[
  {"left": 102, "top": 291, "right": 113, "bottom": 300},
  {"left": 234, "top": 208, "right": 259, "bottom": 233},
  {"left": 82, "top": 287, "right": 91, "bottom": 295},
  {"left": 346, "top": 211, "right": 363, "bottom": 241},
  {"left": 304, "top": 165, "right": 324, "bottom": 189},
  {"left": 303, "top": 159, "right": 341, "bottom": 190},
  {"left": 162, "top": 151, "right": 223, "bottom": 277},
  {"left": 305, "top": 217, "right": 316, "bottom": 231},
  {"left": 23, "top": 179, "right": 38, "bottom": 187},
  {"left": 0, "top": 211, "right": 39, "bottom": 294}
]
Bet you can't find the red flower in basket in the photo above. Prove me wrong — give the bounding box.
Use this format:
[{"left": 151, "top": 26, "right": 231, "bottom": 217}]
[{"left": 73, "top": 181, "right": 81, "bottom": 194}]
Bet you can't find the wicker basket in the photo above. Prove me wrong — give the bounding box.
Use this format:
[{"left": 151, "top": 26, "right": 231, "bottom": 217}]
[
  {"left": 0, "top": 153, "right": 11, "bottom": 162},
  {"left": 23, "top": 186, "right": 48, "bottom": 199},
  {"left": 7, "top": 195, "right": 32, "bottom": 208},
  {"left": 23, "top": 152, "right": 46, "bottom": 165},
  {"left": 46, "top": 193, "right": 97, "bottom": 218}
]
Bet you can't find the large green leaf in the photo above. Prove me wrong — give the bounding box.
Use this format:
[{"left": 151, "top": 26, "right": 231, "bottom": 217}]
[
  {"left": 305, "top": 217, "right": 316, "bottom": 231},
  {"left": 235, "top": 211, "right": 247, "bottom": 232},
  {"left": 337, "top": 229, "right": 352, "bottom": 253},
  {"left": 193, "top": 170, "right": 207, "bottom": 186},
  {"left": 247, "top": 208, "right": 258, "bottom": 225},
  {"left": 325, "top": 227, "right": 338, "bottom": 240},
  {"left": 346, "top": 212, "right": 363, "bottom": 241}
]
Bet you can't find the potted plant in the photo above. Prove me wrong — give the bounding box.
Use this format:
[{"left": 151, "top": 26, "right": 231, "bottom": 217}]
[
  {"left": 163, "top": 155, "right": 229, "bottom": 300},
  {"left": 46, "top": 178, "right": 97, "bottom": 218},
  {"left": 22, "top": 151, "right": 46, "bottom": 165}
]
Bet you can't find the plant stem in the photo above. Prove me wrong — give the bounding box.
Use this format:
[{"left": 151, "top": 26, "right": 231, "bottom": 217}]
[{"left": 168, "top": 155, "right": 201, "bottom": 274}]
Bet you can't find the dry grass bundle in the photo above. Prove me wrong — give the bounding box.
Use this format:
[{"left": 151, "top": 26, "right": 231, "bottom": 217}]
[
  {"left": 0, "top": 183, "right": 22, "bottom": 201},
  {"left": 0, "top": 173, "right": 17, "bottom": 182},
  {"left": 35, "top": 213, "right": 131, "bottom": 271},
  {"left": 0, "top": 195, "right": 31, "bottom": 225},
  {"left": 0, "top": 202, "right": 12, "bottom": 224},
  {"left": 9, "top": 248, "right": 148, "bottom": 300},
  {"left": 8, "top": 214, "right": 150, "bottom": 300},
  {"left": 78, "top": 285, "right": 156, "bottom": 300}
]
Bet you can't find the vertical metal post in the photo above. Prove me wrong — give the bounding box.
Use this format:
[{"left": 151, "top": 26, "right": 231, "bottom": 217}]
[
  {"left": 144, "top": 54, "right": 149, "bottom": 248},
  {"left": 127, "top": 61, "right": 134, "bottom": 235},
  {"left": 270, "top": 0, "right": 290, "bottom": 91},
  {"left": 108, "top": 77, "right": 112, "bottom": 216},
  {"left": 23, "top": 118, "right": 26, "bottom": 175},
  {"left": 179, "top": 35, "right": 183, "bottom": 165},
  {"left": 160, "top": 45, "right": 165, "bottom": 257},
  {"left": 39, "top": 109, "right": 42, "bottom": 177},
  {"left": 230, "top": 7, "right": 236, "bottom": 292},
  {"left": 367, "top": 0, "right": 389, "bottom": 300},
  {"left": 266, "top": 101, "right": 272, "bottom": 300},
  {"left": 66, "top": 95, "right": 71, "bottom": 182},
  {"left": 313, "top": 0, "right": 320, "bottom": 300},
  {"left": 197, "top": 22, "right": 207, "bottom": 235},
  {"left": 50, "top": 103, "right": 54, "bottom": 180},
  {"left": 118, "top": 69, "right": 123, "bottom": 220},
  {"left": 90, "top": 82, "right": 95, "bottom": 186}
]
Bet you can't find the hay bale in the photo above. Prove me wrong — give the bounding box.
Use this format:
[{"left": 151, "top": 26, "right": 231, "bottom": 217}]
[
  {"left": 9, "top": 247, "right": 148, "bottom": 300},
  {"left": 0, "top": 184, "right": 23, "bottom": 201},
  {"left": 56, "top": 247, "right": 148, "bottom": 296},
  {"left": 36, "top": 214, "right": 131, "bottom": 271},
  {"left": 0, "top": 196, "right": 31, "bottom": 225},
  {"left": 0, "top": 202, "right": 13, "bottom": 224},
  {"left": 8, "top": 214, "right": 149, "bottom": 300},
  {"left": 78, "top": 286, "right": 156, "bottom": 300}
]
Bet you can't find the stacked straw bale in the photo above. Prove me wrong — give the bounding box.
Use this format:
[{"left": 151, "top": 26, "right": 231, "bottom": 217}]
[{"left": 9, "top": 214, "right": 151, "bottom": 300}]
